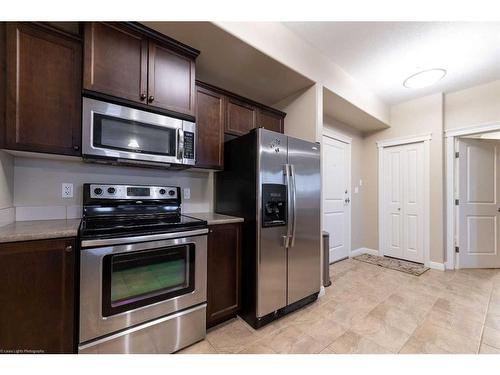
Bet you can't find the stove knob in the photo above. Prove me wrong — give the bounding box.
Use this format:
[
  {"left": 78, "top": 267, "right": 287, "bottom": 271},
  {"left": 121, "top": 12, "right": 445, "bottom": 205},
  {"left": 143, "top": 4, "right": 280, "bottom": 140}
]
[
  {"left": 168, "top": 190, "right": 176, "bottom": 196},
  {"left": 107, "top": 187, "right": 116, "bottom": 195},
  {"left": 94, "top": 188, "right": 103, "bottom": 196},
  {"left": 159, "top": 189, "right": 166, "bottom": 195}
]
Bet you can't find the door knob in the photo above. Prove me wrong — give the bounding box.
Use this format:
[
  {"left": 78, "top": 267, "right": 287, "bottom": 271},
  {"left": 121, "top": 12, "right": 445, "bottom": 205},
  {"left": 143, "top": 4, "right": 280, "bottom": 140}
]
[
  {"left": 148, "top": 95, "right": 155, "bottom": 103},
  {"left": 140, "top": 93, "right": 146, "bottom": 101},
  {"left": 398, "top": 208, "right": 401, "bottom": 211},
  {"left": 65, "top": 245, "right": 73, "bottom": 253}
]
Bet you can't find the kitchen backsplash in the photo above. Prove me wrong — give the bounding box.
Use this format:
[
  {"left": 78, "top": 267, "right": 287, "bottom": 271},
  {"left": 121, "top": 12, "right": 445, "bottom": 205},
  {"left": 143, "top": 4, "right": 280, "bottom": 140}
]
[{"left": 12, "top": 157, "right": 214, "bottom": 221}]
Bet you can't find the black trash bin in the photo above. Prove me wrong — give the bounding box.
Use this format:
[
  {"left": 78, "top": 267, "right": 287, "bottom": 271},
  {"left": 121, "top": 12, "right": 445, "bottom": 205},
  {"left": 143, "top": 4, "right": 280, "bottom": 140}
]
[{"left": 322, "top": 231, "right": 332, "bottom": 287}]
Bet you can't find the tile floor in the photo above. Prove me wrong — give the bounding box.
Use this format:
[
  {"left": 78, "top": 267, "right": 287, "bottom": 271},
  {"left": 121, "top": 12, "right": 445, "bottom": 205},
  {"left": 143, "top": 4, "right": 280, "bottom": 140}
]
[{"left": 178, "top": 258, "right": 500, "bottom": 354}]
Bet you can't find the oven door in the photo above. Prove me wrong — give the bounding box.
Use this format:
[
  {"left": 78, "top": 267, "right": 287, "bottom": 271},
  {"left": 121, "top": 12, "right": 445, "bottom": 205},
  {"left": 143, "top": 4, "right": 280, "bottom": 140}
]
[
  {"left": 79, "top": 229, "right": 207, "bottom": 344},
  {"left": 82, "top": 97, "right": 196, "bottom": 166}
]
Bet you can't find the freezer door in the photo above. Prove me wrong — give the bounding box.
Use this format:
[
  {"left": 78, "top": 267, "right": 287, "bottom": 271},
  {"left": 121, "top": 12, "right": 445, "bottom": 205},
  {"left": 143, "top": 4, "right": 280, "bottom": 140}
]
[
  {"left": 256, "top": 129, "right": 289, "bottom": 318},
  {"left": 287, "top": 137, "right": 321, "bottom": 305}
]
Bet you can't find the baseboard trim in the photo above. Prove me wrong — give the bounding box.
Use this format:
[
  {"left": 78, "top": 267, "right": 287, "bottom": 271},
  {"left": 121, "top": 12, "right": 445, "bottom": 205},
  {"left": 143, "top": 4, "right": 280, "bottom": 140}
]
[
  {"left": 428, "top": 261, "right": 445, "bottom": 271},
  {"left": 350, "top": 248, "right": 379, "bottom": 257}
]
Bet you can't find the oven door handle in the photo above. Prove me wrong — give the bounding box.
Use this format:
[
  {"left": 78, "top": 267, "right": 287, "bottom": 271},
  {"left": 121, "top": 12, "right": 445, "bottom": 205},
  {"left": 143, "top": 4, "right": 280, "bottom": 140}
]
[{"left": 81, "top": 228, "right": 208, "bottom": 248}]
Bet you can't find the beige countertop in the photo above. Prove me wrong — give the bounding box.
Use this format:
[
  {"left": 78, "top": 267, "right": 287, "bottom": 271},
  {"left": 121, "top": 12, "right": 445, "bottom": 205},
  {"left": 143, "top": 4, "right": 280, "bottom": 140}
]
[
  {"left": 186, "top": 212, "right": 244, "bottom": 226},
  {"left": 0, "top": 219, "right": 81, "bottom": 244},
  {"left": 0, "top": 213, "right": 244, "bottom": 244}
]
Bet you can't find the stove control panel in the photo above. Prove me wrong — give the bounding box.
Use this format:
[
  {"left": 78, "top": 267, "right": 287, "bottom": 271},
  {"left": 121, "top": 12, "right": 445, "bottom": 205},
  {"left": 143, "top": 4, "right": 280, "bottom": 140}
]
[{"left": 88, "top": 184, "right": 178, "bottom": 200}]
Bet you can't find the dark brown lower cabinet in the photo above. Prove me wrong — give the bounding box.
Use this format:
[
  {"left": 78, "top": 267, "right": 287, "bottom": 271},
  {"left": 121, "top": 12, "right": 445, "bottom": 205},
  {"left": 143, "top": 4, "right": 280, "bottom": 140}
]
[
  {"left": 0, "top": 238, "right": 76, "bottom": 354},
  {"left": 206, "top": 223, "right": 242, "bottom": 328}
]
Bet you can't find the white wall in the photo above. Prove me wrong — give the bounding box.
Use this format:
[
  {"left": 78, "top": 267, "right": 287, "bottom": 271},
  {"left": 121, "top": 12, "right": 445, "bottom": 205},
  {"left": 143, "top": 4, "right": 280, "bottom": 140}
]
[
  {"left": 445, "top": 79, "right": 500, "bottom": 130},
  {"left": 0, "top": 150, "right": 14, "bottom": 226},
  {"left": 274, "top": 84, "right": 322, "bottom": 143},
  {"left": 11, "top": 157, "right": 213, "bottom": 221}
]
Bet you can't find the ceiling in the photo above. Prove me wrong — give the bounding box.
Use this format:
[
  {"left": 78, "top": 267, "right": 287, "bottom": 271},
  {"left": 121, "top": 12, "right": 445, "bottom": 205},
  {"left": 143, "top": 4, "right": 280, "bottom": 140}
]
[
  {"left": 143, "top": 22, "right": 313, "bottom": 106},
  {"left": 284, "top": 22, "right": 500, "bottom": 105}
]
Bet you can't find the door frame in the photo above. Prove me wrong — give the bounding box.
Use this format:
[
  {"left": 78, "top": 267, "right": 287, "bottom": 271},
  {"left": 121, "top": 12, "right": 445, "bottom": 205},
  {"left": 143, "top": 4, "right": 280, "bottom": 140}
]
[
  {"left": 445, "top": 121, "right": 500, "bottom": 269},
  {"left": 377, "top": 133, "right": 432, "bottom": 267},
  {"left": 322, "top": 128, "right": 352, "bottom": 262}
]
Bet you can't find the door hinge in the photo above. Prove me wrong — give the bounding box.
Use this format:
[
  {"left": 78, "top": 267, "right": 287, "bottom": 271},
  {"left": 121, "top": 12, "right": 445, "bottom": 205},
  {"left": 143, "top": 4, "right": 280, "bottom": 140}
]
[
  {"left": 455, "top": 152, "right": 459, "bottom": 158},
  {"left": 455, "top": 246, "right": 459, "bottom": 253},
  {"left": 455, "top": 199, "right": 459, "bottom": 206}
]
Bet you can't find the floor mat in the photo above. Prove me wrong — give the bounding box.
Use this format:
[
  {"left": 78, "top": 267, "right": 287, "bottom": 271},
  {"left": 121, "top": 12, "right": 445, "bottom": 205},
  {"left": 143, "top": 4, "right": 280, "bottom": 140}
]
[{"left": 352, "top": 253, "right": 430, "bottom": 276}]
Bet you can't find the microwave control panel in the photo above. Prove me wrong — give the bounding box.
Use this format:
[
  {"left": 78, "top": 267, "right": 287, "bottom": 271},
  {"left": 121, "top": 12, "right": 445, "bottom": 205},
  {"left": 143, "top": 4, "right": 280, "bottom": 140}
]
[{"left": 183, "top": 131, "right": 194, "bottom": 160}]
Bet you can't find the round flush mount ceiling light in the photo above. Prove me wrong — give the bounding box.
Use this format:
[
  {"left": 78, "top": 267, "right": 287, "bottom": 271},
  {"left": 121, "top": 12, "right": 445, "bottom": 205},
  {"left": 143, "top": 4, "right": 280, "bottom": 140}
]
[{"left": 403, "top": 68, "right": 447, "bottom": 89}]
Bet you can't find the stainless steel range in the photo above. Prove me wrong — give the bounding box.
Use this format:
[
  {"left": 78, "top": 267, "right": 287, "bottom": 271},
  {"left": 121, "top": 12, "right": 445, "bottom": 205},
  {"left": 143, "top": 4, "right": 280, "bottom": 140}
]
[{"left": 78, "top": 183, "right": 208, "bottom": 354}]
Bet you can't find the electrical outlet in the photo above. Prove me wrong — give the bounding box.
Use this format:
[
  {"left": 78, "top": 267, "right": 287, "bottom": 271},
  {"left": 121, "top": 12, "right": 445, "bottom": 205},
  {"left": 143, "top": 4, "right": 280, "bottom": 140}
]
[
  {"left": 183, "top": 187, "right": 191, "bottom": 200},
  {"left": 62, "top": 183, "right": 73, "bottom": 199}
]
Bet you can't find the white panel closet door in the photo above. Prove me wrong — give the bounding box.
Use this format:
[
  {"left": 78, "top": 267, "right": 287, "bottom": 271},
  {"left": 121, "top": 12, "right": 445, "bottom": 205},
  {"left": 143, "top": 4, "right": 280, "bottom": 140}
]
[
  {"left": 322, "top": 136, "right": 351, "bottom": 263},
  {"left": 383, "top": 142, "right": 424, "bottom": 263},
  {"left": 458, "top": 138, "right": 500, "bottom": 268}
]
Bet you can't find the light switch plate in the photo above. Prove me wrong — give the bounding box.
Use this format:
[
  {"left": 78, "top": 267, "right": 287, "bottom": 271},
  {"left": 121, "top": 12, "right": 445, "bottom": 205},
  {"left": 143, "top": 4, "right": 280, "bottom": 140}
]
[
  {"left": 354, "top": 186, "right": 359, "bottom": 194},
  {"left": 359, "top": 179, "right": 363, "bottom": 187},
  {"left": 62, "top": 183, "right": 73, "bottom": 198},
  {"left": 183, "top": 187, "right": 191, "bottom": 200}
]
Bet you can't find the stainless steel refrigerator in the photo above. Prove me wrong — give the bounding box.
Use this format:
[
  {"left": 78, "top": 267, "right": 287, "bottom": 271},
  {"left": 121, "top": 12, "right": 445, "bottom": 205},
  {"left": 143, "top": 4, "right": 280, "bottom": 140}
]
[{"left": 215, "top": 128, "right": 321, "bottom": 328}]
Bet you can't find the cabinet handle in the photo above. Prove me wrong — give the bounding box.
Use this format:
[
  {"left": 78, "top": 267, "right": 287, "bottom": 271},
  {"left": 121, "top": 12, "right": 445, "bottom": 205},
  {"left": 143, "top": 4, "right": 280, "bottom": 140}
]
[
  {"left": 65, "top": 245, "right": 73, "bottom": 253},
  {"left": 140, "top": 93, "right": 147, "bottom": 101},
  {"left": 148, "top": 95, "right": 155, "bottom": 103},
  {"left": 73, "top": 145, "right": 80, "bottom": 151}
]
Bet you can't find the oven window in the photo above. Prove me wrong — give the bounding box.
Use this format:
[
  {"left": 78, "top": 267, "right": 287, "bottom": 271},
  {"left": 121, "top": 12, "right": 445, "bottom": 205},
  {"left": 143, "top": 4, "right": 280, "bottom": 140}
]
[
  {"left": 102, "top": 245, "right": 195, "bottom": 317},
  {"left": 93, "top": 113, "right": 177, "bottom": 157}
]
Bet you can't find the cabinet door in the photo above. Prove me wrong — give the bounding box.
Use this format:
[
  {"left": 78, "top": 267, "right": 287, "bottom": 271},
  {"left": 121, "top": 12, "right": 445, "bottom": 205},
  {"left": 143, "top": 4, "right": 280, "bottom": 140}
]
[
  {"left": 257, "top": 108, "right": 284, "bottom": 133},
  {"left": 0, "top": 238, "right": 76, "bottom": 353},
  {"left": 195, "top": 85, "right": 224, "bottom": 169},
  {"left": 225, "top": 97, "right": 257, "bottom": 136},
  {"left": 83, "top": 22, "right": 148, "bottom": 104},
  {"left": 148, "top": 41, "right": 196, "bottom": 116},
  {"left": 206, "top": 223, "right": 241, "bottom": 327},
  {"left": 4, "top": 23, "right": 82, "bottom": 155}
]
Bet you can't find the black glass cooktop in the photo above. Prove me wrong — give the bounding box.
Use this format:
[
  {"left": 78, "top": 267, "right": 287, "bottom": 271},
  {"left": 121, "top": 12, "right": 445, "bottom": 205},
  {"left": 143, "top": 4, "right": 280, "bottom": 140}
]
[{"left": 80, "top": 213, "right": 207, "bottom": 239}]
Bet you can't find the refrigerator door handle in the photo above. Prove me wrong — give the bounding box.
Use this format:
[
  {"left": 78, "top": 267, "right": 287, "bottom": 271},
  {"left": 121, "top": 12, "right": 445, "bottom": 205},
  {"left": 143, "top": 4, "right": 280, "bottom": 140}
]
[
  {"left": 290, "top": 164, "right": 297, "bottom": 247},
  {"left": 284, "top": 164, "right": 292, "bottom": 248}
]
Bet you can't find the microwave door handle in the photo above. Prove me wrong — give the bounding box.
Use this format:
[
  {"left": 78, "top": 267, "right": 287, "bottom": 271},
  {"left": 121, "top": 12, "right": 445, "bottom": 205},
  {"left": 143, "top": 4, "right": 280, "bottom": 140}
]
[
  {"left": 290, "top": 164, "right": 297, "bottom": 247},
  {"left": 177, "top": 128, "right": 184, "bottom": 160}
]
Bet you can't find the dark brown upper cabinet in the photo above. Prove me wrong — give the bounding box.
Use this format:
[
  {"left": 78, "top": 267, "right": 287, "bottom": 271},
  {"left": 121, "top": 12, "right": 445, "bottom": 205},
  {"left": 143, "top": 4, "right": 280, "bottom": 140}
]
[
  {"left": 195, "top": 84, "right": 224, "bottom": 169},
  {"left": 225, "top": 97, "right": 257, "bottom": 137},
  {"left": 257, "top": 108, "right": 284, "bottom": 133},
  {"left": 84, "top": 22, "right": 198, "bottom": 118},
  {"left": 148, "top": 41, "right": 196, "bottom": 116},
  {"left": 2, "top": 22, "right": 82, "bottom": 156},
  {"left": 83, "top": 22, "right": 148, "bottom": 104},
  {"left": 0, "top": 238, "right": 76, "bottom": 353}
]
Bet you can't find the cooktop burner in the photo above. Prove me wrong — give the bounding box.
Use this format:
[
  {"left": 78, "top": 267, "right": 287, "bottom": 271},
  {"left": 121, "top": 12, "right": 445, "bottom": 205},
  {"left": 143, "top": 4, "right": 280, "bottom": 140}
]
[
  {"left": 79, "top": 183, "right": 207, "bottom": 240},
  {"left": 80, "top": 213, "right": 206, "bottom": 239}
]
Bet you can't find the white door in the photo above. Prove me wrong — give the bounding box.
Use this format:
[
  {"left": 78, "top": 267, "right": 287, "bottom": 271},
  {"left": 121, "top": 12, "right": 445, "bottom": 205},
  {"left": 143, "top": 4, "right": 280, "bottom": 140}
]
[
  {"left": 383, "top": 142, "right": 424, "bottom": 263},
  {"left": 322, "top": 136, "right": 351, "bottom": 263},
  {"left": 458, "top": 138, "right": 500, "bottom": 268}
]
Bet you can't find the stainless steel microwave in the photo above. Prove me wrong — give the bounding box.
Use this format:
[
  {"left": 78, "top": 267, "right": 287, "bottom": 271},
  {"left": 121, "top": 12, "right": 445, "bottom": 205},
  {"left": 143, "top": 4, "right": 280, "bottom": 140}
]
[{"left": 82, "top": 97, "right": 196, "bottom": 168}]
